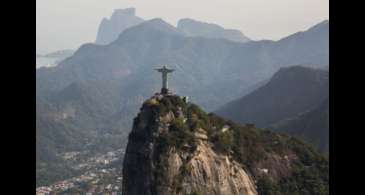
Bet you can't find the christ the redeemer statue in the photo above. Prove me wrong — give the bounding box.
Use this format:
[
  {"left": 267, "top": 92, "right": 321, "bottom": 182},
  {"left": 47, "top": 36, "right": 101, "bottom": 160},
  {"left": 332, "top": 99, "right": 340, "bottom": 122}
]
[{"left": 156, "top": 65, "right": 174, "bottom": 94}]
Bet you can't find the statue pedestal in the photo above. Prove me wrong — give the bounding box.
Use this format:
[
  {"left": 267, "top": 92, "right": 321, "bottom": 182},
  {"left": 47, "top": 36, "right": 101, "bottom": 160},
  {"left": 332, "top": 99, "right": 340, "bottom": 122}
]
[{"left": 161, "top": 88, "right": 169, "bottom": 95}]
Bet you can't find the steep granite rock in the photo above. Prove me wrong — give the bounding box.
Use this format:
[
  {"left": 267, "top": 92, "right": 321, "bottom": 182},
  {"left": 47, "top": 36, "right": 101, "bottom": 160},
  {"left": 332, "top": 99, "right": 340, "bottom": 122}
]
[
  {"left": 178, "top": 143, "right": 257, "bottom": 195},
  {"left": 122, "top": 96, "right": 257, "bottom": 195}
]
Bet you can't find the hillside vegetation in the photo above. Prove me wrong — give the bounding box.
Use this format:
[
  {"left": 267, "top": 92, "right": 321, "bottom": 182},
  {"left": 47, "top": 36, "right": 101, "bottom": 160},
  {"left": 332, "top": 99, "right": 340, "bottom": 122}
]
[{"left": 122, "top": 95, "right": 329, "bottom": 195}]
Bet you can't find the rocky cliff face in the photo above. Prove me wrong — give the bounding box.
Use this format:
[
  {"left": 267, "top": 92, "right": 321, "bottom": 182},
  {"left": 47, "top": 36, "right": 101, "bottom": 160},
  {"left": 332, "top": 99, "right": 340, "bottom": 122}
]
[
  {"left": 122, "top": 95, "right": 329, "bottom": 195},
  {"left": 123, "top": 95, "right": 257, "bottom": 195}
]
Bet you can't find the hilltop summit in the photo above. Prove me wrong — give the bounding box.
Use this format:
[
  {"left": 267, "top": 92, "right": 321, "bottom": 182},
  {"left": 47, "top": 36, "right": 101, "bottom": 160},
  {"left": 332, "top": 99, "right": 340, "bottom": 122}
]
[{"left": 122, "top": 95, "right": 328, "bottom": 195}]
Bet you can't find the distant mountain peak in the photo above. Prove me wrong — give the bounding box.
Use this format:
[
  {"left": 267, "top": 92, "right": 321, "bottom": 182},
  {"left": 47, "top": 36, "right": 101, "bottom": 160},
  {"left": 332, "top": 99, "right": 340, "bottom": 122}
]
[
  {"left": 306, "top": 20, "right": 329, "bottom": 33},
  {"left": 269, "top": 66, "right": 328, "bottom": 88},
  {"left": 276, "top": 65, "right": 328, "bottom": 76},
  {"left": 141, "top": 18, "right": 179, "bottom": 31},
  {"left": 280, "top": 20, "right": 328, "bottom": 41},
  {"left": 111, "top": 8, "right": 136, "bottom": 17},
  {"left": 95, "top": 8, "right": 144, "bottom": 45},
  {"left": 177, "top": 18, "right": 250, "bottom": 42},
  {"left": 178, "top": 18, "right": 223, "bottom": 30},
  {"left": 216, "top": 65, "right": 328, "bottom": 125},
  {"left": 274, "top": 65, "right": 322, "bottom": 76},
  {"left": 120, "top": 18, "right": 183, "bottom": 37}
]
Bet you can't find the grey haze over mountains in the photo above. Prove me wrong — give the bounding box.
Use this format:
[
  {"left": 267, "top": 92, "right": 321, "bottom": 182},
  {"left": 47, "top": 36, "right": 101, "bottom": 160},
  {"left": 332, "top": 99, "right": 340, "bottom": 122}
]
[
  {"left": 95, "top": 8, "right": 144, "bottom": 45},
  {"left": 177, "top": 18, "right": 251, "bottom": 43},
  {"left": 95, "top": 8, "right": 252, "bottom": 46},
  {"left": 39, "top": 18, "right": 328, "bottom": 108},
  {"left": 216, "top": 66, "right": 329, "bottom": 153},
  {"left": 36, "top": 17, "right": 328, "bottom": 186}
]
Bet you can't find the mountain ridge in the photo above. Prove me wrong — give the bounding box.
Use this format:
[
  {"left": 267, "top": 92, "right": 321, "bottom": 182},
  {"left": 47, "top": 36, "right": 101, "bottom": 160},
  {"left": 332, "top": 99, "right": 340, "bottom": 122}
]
[
  {"left": 216, "top": 65, "right": 328, "bottom": 127},
  {"left": 270, "top": 98, "right": 329, "bottom": 153},
  {"left": 216, "top": 66, "right": 329, "bottom": 153}
]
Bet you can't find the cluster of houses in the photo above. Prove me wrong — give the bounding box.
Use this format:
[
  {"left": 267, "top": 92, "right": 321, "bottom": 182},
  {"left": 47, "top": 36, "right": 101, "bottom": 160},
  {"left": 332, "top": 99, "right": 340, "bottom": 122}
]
[
  {"left": 37, "top": 149, "right": 124, "bottom": 195},
  {"left": 36, "top": 186, "right": 52, "bottom": 195},
  {"left": 73, "top": 149, "right": 123, "bottom": 170},
  {"left": 36, "top": 180, "right": 74, "bottom": 194},
  {"left": 36, "top": 168, "right": 123, "bottom": 195}
]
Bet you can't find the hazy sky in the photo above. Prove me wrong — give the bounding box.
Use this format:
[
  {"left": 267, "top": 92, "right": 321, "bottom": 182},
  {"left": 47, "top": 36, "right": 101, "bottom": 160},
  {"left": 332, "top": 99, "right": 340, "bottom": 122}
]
[{"left": 36, "top": 0, "right": 329, "bottom": 54}]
